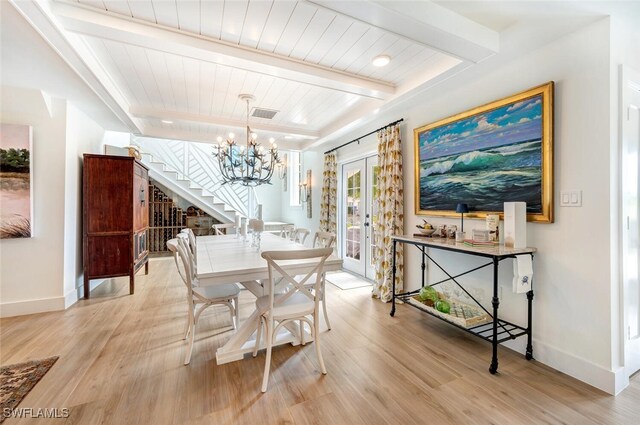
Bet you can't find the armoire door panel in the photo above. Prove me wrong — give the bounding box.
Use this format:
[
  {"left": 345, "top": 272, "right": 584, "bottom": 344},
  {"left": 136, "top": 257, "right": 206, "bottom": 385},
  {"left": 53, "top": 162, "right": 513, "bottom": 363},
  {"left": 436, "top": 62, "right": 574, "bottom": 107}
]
[
  {"left": 86, "top": 235, "right": 131, "bottom": 277},
  {"left": 85, "top": 157, "right": 133, "bottom": 234}
]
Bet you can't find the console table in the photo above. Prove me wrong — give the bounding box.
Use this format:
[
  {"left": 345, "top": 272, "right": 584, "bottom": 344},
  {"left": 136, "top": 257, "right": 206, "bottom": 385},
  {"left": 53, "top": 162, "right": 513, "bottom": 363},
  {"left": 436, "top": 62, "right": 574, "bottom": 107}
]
[{"left": 390, "top": 235, "right": 536, "bottom": 374}]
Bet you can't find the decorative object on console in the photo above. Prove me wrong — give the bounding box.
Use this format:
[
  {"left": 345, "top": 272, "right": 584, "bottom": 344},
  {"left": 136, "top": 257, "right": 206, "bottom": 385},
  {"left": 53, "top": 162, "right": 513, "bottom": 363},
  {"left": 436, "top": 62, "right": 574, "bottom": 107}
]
[
  {"left": 213, "top": 94, "right": 280, "bottom": 187},
  {"left": 463, "top": 229, "right": 498, "bottom": 246},
  {"left": 415, "top": 219, "right": 435, "bottom": 236},
  {"left": 455, "top": 203, "right": 469, "bottom": 232},
  {"left": 504, "top": 202, "right": 527, "bottom": 248},
  {"left": 446, "top": 225, "right": 457, "bottom": 239},
  {"left": 0, "top": 123, "right": 32, "bottom": 239},
  {"left": 486, "top": 214, "right": 500, "bottom": 242},
  {"left": 414, "top": 82, "right": 554, "bottom": 223}
]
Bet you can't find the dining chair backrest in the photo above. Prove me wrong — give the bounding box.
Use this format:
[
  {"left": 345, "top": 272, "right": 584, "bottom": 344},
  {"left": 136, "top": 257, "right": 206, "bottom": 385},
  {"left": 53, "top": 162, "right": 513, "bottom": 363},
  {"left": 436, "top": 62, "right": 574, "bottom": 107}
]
[
  {"left": 279, "top": 224, "right": 295, "bottom": 239},
  {"left": 261, "top": 248, "right": 333, "bottom": 313},
  {"left": 312, "top": 231, "right": 336, "bottom": 249},
  {"left": 167, "top": 239, "right": 186, "bottom": 283},
  {"left": 180, "top": 228, "right": 197, "bottom": 263},
  {"left": 212, "top": 223, "right": 236, "bottom": 235},
  {"left": 168, "top": 236, "right": 195, "bottom": 294},
  {"left": 292, "top": 228, "right": 310, "bottom": 245},
  {"left": 177, "top": 233, "right": 197, "bottom": 282}
]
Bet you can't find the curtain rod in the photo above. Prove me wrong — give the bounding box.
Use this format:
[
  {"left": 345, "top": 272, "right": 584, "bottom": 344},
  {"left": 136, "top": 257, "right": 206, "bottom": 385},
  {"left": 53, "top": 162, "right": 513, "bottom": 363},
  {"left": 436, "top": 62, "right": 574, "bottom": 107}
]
[{"left": 323, "top": 118, "right": 404, "bottom": 154}]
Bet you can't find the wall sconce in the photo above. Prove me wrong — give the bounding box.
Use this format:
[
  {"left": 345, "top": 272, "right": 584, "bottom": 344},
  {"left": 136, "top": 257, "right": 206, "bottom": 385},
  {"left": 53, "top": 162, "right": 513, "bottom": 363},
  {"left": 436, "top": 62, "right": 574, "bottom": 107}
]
[
  {"left": 300, "top": 170, "right": 312, "bottom": 218},
  {"left": 278, "top": 153, "right": 288, "bottom": 180},
  {"left": 300, "top": 170, "right": 311, "bottom": 203}
]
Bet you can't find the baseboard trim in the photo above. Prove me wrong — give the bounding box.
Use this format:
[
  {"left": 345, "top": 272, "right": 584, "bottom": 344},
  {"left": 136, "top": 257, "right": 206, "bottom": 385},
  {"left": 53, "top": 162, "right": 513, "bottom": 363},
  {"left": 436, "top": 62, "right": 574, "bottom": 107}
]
[
  {"left": 1, "top": 279, "right": 110, "bottom": 317},
  {"left": 502, "top": 337, "right": 622, "bottom": 395},
  {"left": 64, "top": 279, "right": 107, "bottom": 308},
  {"left": 0, "top": 296, "right": 65, "bottom": 318}
]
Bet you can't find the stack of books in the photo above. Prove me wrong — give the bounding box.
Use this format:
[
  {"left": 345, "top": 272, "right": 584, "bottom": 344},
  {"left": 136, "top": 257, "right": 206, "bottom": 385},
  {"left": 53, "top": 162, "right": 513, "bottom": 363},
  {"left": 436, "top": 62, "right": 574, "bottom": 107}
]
[
  {"left": 463, "top": 239, "right": 499, "bottom": 247},
  {"left": 463, "top": 229, "right": 498, "bottom": 246}
]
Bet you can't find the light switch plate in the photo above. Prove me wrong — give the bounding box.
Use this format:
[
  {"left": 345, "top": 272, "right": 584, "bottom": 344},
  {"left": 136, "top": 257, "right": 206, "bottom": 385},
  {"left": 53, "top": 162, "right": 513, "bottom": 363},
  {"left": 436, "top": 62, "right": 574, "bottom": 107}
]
[{"left": 560, "top": 190, "right": 582, "bottom": 207}]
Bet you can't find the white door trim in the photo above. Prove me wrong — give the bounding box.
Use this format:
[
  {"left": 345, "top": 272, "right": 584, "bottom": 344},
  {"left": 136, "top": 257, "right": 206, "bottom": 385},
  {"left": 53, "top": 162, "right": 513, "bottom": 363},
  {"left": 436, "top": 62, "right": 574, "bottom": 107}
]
[{"left": 620, "top": 64, "right": 640, "bottom": 385}]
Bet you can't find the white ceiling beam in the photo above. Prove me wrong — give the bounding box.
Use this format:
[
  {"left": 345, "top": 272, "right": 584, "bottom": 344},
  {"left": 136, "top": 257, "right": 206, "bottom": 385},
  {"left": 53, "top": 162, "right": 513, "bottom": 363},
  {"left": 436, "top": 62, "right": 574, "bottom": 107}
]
[
  {"left": 307, "top": 56, "right": 469, "bottom": 150},
  {"left": 8, "top": 0, "right": 141, "bottom": 133},
  {"left": 130, "top": 107, "right": 319, "bottom": 140},
  {"left": 139, "top": 126, "right": 306, "bottom": 152},
  {"left": 307, "top": 0, "right": 499, "bottom": 63},
  {"left": 51, "top": 1, "right": 396, "bottom": 100}
]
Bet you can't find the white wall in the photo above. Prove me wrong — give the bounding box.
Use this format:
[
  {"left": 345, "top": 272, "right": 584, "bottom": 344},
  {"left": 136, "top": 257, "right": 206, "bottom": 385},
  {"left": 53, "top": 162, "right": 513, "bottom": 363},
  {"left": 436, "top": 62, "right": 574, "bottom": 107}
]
[
  {"left": 316, "top": 18, "right": 620, "bottom": 393},
  {"left": 0, "top": 87, "right": 68, "bottom": 316},
  {"left": 279, "top": 150, "right": 324, "bottom": 245},
  {"left": 63, "top": 103, "right": 105, "bottom": 305},
  {"left": 0, "top": 87, "right": 106, "bottom": 316},
  {"left": 254, "top": 171, "right": 283, "bottom": 222}
]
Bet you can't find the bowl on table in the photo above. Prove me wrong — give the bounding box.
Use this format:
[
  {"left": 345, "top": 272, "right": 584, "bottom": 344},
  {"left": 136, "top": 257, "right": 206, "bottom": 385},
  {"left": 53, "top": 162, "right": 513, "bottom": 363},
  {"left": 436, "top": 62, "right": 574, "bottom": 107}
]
[{"left": 417, "top": 227, "right": 436, "bottom": 236}]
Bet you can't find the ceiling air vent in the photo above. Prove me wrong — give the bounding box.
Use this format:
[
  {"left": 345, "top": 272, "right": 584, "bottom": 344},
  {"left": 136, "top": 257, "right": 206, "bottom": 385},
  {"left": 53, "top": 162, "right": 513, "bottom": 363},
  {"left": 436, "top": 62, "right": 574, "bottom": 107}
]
[{"left": 250, "top": 107, "right": 278, "bottom": 120}]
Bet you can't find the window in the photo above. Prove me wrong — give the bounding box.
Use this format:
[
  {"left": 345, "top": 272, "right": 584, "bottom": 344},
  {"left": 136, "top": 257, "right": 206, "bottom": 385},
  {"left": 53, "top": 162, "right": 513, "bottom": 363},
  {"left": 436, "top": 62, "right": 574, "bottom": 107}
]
[{"left": 288, "top": 151, "right": 302, "bottom": 206}]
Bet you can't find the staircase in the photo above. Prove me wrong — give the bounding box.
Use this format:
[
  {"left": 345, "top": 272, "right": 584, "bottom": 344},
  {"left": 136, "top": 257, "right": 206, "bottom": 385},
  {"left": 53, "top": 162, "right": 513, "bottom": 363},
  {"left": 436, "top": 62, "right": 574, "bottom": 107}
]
[{"left": 130, "top": 137, "right": 258, "bottom": 223}]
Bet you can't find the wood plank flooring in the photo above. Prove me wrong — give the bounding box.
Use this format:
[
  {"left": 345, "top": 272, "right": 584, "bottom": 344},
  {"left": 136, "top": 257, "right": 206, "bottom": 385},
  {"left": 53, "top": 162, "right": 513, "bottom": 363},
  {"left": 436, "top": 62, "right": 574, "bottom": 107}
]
[{"left": 1, "top": 257, "right": 638, "bottom": 424}]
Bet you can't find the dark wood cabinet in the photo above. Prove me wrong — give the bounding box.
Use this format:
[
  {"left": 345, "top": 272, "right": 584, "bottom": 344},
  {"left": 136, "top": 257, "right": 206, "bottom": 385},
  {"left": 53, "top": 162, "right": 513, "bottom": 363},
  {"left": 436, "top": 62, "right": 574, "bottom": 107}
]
[{"left": 83, "top": 154, "right": 149, "bottom": 298}]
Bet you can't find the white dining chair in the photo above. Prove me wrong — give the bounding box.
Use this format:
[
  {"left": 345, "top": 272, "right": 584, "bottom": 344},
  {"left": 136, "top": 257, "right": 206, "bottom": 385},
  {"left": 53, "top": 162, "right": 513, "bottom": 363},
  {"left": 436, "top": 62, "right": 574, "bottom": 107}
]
[
  {"left": 292, "top": 228, "right": 310, "bottom": 245},
  {"left": 279, "top": 224, "right": 295, "bottom": 239},
  {"left": 308, "top": 231, "right": 336, "bottom": 330},
  {"left": 212, "top": 223, "right": 237, "bottom": 235},
  {"left": 180, "top": 228, "right": 197, "bottom": 265},
  {"left": 168, "top": 236, "right": 240, "bottom": 365},
  {"left": 252, "top": 247, "right": 333, "bottom": 392}
]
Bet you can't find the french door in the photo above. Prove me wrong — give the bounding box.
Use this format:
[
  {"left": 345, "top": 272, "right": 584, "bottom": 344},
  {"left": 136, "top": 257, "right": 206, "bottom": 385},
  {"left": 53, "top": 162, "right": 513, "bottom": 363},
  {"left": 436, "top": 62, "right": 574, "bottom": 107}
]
[
  {"left": 622, "top": 66, "right": 640, "bottom": 378},
  {"left": 341, "top": 156, "right": 379, "bottom": 280}
]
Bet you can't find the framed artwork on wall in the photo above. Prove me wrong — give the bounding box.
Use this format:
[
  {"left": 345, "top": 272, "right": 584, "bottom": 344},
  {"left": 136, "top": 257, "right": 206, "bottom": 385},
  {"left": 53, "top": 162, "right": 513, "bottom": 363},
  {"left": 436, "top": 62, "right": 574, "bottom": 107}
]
[
  {"left": 0, "top": 123, "right": 33, "bottom": 238},
  {"left": 414, "top": 82, "right": 554, "bottom": 223}
]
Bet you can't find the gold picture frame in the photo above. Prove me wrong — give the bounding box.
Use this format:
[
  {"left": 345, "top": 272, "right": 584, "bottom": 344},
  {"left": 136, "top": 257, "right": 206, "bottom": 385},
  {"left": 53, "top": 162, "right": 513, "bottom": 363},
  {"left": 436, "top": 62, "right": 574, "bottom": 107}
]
[{"left": 414, "top": 82, "right": 554, "bottom": 223}]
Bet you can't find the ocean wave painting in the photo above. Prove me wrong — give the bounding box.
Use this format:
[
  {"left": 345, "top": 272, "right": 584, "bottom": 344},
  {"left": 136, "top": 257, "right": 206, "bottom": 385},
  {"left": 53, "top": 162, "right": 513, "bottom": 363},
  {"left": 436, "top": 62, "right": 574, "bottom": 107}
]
[{"left": 414, "top": 83, "right": 554, "bottom": 221}]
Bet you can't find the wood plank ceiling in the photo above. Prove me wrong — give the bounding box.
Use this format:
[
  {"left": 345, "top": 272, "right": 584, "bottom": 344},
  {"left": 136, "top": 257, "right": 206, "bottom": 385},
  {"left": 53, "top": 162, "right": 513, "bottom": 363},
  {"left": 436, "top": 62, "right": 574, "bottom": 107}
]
[{"left": 45, "top": 0, "right": 497, "bottom": 148}]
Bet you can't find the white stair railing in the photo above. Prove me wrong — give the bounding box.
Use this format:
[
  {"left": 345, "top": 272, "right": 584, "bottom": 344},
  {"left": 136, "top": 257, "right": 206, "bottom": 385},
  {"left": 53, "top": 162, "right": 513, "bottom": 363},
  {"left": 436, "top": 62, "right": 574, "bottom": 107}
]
[{"left": 133, "top": 137, "right": 256, "bottom": 217}]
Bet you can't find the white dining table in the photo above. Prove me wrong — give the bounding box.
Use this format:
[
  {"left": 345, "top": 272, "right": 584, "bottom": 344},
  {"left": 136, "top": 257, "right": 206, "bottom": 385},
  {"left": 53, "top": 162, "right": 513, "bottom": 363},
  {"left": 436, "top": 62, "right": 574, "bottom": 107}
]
[{"left": 196, "top": 233, "right": 343, "bottom": 364}]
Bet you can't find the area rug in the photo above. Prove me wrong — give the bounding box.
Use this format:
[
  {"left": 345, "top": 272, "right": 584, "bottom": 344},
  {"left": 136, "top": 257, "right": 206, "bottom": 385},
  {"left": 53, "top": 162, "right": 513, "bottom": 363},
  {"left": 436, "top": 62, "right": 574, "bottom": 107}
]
[
  {"left": 326, "top": 271, "right": 372, "bottom": 290},
  {"left": 0, "top": 356, "right": 59, "bottom": 422}
]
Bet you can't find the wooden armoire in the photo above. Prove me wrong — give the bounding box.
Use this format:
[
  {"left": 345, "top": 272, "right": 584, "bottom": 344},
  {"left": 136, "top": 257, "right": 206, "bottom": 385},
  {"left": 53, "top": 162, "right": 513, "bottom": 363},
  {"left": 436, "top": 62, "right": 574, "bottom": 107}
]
[{"left": 83, "top": 154, "right": 149, "bottom": 298}]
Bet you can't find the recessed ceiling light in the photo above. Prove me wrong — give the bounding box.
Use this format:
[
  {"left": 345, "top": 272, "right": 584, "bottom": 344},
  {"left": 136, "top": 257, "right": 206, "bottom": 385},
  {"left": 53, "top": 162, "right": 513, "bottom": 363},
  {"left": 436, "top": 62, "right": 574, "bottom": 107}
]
[
  {"left": 372, "top": 55, "right": 391, "bottom": 67},
  {"left": 284, "top": 135, "right": 295, "bottom": 139},
  {"left": 161, "top": 119, "right": 173, "bottom": 124}
]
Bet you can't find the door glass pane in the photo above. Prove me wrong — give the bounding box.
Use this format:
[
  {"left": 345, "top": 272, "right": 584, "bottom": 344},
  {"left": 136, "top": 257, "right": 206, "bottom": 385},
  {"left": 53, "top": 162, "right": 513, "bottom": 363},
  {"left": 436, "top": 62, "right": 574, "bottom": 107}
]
[
  {"left": 346, "top": 169, "right": 361, "bottom": 260},
  {"left": 370, "top": 165, "right": 380, "bottom": 266}
]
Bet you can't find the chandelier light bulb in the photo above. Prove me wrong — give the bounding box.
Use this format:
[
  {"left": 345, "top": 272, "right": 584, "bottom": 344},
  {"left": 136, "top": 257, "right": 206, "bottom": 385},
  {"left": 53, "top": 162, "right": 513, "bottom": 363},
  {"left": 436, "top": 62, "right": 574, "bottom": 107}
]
[
  {"left": 228, "top": 132, "right": 235, "bottom": 139},
  {"left": 269, "top": 137, "right": 275, "bottom": 143},
  {"left": 216, "top": 136, "right": 223, "bottom": 143},
  {"left": 251, "top": 132, "right": 258, "bottom": 140}
]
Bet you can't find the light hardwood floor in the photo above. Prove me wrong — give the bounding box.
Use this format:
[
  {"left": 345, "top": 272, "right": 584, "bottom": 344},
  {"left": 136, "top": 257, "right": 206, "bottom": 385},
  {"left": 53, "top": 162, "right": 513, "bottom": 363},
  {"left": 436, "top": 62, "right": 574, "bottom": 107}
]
[{"left": 1, "top": 257, "right": 638, "bottom": 424}]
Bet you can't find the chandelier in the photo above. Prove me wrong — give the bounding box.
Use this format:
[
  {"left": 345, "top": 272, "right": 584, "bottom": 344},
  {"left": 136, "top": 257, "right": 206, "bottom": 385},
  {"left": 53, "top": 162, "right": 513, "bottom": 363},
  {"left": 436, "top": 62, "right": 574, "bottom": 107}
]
[{"left": 213, "top": 94, "right": 280, "bottom": 187}]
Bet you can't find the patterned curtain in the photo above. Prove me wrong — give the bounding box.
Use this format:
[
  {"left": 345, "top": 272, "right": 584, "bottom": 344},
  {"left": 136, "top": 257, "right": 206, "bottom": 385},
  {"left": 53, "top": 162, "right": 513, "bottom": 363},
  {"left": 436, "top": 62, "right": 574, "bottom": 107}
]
[
  {"left": 372, "top": 124, "right": 404, "bottom": 302},
  {"left": 319, "top": 153, "right": 337, "bottom": 234}
]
